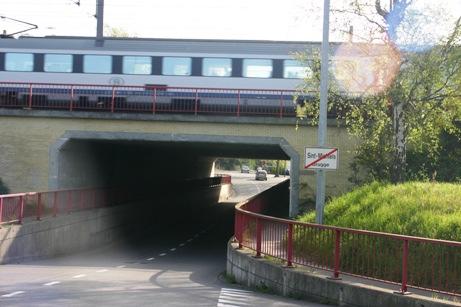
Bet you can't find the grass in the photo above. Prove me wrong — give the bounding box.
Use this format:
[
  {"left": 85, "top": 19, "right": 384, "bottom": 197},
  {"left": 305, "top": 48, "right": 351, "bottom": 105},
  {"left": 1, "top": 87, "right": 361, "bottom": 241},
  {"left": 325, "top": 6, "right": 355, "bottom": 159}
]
[
  {"left": 294, "top": 181, "right": 461, "bottom": 293},
  {"left": 298, "top": 181, "right": 461, "bottom": 240}
]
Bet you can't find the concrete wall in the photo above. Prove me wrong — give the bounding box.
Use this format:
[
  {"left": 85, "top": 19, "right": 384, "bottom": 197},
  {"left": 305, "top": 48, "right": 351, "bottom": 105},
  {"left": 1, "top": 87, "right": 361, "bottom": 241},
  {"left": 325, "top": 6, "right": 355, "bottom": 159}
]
[
  {"left": 227, "top": 242, "right": 461, "bottom": 307},
  {"left": 0, "top": 110, "right": 358, "bottom": 205},
  {"left": 0, "top": 182, "right": 231, "bottom": 264},
  {"left": 0, "top": 205, "right": 133, "bottom": 264}
]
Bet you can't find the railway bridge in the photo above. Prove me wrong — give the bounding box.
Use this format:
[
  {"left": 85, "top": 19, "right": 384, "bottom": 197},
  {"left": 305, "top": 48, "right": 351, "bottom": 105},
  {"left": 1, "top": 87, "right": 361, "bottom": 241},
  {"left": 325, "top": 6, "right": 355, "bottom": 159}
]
[{"left": 0, "top": 82, "right": 356, "bottom": 216}]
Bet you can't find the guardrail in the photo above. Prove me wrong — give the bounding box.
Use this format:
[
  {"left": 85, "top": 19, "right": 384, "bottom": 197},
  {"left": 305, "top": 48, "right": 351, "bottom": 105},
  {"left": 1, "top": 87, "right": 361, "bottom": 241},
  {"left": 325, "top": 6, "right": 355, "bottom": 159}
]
[
  {"left": 0, "top": 175, "right": 231, "bottom": 226},
  {"left": 0, "top": 81, "right": 317, "bottom": 118},
  {"left": 235, "top": 184, "right": 461, "bottom": 297}
]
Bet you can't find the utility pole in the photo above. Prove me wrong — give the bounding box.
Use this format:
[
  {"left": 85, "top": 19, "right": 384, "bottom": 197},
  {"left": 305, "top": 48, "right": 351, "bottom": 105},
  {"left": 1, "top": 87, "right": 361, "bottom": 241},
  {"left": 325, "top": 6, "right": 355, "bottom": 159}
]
[
  {"left": 315, "top": 0, "right": 331, "bottom": 224},
  {"left": 95, "top": 0, "right": 104, "bottom": 46}
]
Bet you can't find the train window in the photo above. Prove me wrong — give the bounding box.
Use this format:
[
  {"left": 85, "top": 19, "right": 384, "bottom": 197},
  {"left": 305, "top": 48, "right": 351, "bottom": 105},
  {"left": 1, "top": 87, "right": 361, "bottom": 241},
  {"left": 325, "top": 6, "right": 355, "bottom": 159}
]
[
  {"left": 242, "top": 59, "right": 272, "bottom": 78},
  {"left": 283, "top": 60, "right": 311, "bottom": 79},
  {"left": 83, "top": 55, "right": 112, "bottom": 73},
  {"left": 123, "top": 56, "right": 151, "bottom": 75},
  {"left": 202, "top": 58, "right": 232, "bottom": 77},
  {"left": 44, "top": 54, "right": 73, "bottom": 73},
  {"left": 5, "top": 53, "right": 34, "bottom": 72},
  {"left": 162, "top": 57, "right": 191, "bottom": 76}
]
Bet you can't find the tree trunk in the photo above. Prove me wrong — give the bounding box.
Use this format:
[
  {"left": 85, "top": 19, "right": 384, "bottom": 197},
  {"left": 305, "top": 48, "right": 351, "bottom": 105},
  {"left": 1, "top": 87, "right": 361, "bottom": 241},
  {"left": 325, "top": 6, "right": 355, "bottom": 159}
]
[{"left": 392, "top": 101, "right": 406, "bottom": 182}]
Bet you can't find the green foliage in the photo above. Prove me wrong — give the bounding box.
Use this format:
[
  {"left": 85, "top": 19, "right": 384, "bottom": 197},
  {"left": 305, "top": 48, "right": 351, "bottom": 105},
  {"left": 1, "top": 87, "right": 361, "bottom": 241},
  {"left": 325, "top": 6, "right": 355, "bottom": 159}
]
[
  {"left": 0, "top": 178, "right": 10, "bottom": 195},
  {"left": 296, "top": 181, "right": 461, "bottom": 290},
  {"left": 215, "top": 158, "right": 287, "bottom": 174},
  {"left": 298, "top": 181, "right": 461, "bottom": 240},
  {"left": 215, "top": 158, "right": 241, "bottom": 170},
  {"left": 295, "top": 19, "right": 461, "bottom": 183}
]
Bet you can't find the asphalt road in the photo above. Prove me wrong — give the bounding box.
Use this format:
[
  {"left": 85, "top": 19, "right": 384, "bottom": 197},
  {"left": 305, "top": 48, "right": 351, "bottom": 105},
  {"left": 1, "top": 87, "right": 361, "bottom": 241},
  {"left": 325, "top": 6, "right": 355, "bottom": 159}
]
[{"left": 0, "top": 172, "right": 329, "bottom": 307}]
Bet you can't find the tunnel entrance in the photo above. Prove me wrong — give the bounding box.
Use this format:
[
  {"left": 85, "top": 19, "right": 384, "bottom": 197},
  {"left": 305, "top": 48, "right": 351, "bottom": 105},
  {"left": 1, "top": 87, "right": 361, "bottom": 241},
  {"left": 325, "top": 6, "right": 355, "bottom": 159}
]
[{"left": 50, "top": 131, "right": 300, "bottom": 216}]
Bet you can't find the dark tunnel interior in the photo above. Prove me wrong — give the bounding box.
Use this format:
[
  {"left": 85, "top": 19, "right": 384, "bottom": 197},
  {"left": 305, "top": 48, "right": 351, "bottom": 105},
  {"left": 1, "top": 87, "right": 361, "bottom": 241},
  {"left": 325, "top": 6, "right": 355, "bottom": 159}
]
[{"left": 55, "top": 138, "right": 291, "bottom": 253}]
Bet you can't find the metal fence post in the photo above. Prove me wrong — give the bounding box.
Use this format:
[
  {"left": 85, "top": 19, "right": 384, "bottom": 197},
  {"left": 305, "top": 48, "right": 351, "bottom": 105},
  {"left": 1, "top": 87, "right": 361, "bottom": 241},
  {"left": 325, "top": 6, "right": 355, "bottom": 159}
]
[
  {"left": 36, "top": 193, "right": 42, "bottom": 220},
  {"left": 237, "top": 90, "right": 241, "bottom": 117},
  {"left": 401, "top": 240, "right": 409, "bottom": 294},
  {"left": 28, "top": 84, "right": 33, "bottom": 109},
  {"left": 286, "top": 223, "right": 294, "bottom": 267},
  {"left": 234, "top": 212, "right": 242, "bottom": 249},
  {"left": 279, "top": 90, "right": 284, "bottom": 118},
  {"left": 53, "top": 191, "right": 58, "bottom": 217},
  {"left": 70, "top": 85, "right": 74, "bottom": 111},
  {"left": 152, "top": 88, "right": 157, "bottom": 114},
  {"left": 255, "top": 218, "right": 262, "bottom": 258},
  {"left": 0, "top": 198, "right": 3, "bottom": 226},
  {"left": 110, "top": 86, "right": 116, "bottom": 112},
  {"left": 332, "top": 229, "right": 342, "bottom": 279},
  {"left": 19, "top": 195, "right": 24, "bottom": 224},
  {"left": 194, "top": 89, "right": 199, "bottom": 115}
]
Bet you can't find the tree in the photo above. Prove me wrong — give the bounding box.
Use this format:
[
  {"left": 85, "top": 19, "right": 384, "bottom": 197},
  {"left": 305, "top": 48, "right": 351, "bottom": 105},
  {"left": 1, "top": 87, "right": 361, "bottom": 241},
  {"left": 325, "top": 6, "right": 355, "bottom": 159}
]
[
  {"left": 296, "top": 1, "right": 461, "bottom": 183},
  {"left": 104, "top": 25, "right": 136, "bottom": 38}
]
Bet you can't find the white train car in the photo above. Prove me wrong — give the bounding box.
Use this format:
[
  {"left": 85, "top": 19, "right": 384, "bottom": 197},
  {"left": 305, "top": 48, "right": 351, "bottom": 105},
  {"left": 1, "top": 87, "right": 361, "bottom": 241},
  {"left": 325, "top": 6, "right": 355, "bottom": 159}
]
[{"left": 0, "top": 36, "right": 317, "bottom": 116}]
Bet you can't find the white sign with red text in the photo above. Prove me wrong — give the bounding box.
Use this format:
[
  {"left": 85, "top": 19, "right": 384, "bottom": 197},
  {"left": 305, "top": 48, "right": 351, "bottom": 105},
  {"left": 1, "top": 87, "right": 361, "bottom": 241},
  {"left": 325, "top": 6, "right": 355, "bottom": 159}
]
[{"left": 304, "top": 147, "right": 338, "bottom": 170}]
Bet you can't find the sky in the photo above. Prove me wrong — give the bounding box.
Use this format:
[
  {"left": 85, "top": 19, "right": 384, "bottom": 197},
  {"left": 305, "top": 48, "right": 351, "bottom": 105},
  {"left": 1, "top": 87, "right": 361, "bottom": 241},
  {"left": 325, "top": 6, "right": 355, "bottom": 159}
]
[{"left": 0, "top": 0, "right": 460, "bottom": 43}]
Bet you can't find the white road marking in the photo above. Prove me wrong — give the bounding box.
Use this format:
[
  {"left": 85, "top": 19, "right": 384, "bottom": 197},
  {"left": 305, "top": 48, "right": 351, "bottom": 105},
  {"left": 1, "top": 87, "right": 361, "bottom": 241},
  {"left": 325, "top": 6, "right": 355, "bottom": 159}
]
[
  {"left": 217, "top": 288, "right": 252, "bottom": 307},
  {"left": 249, "top": 181, "right": 262, "bottom": 193},
  {"left": 159, "top": 253, "right": 167, "bottom": 257},
  {"left": 179, "top": 243, "right": 185, "bottom": 247},
  {"left": 44, "top": 281, "right": 60, "bottom": 286},
  {"left": 146, "top": 257, "right": 155, "bottom": 261},
  {"left": 170, "top": 248, "right": 176, "bottom": 252},
  {"left": 116, "top": 265, "right": 126, "bottom": 268},
  {"left": 187, "top": 238, "right": 193, "bottom": 242},
  {"left": 194, "top": 234, "right": 199, "bottom": 238},
  {"left": 72, "top": 274, "right": 86, "bottom": 278},
  {"left": 2, "top": 291, "right": 25, "bottom": 297},
  {"left": 96, "top": 269, "right": 108, "bottom": 273}
]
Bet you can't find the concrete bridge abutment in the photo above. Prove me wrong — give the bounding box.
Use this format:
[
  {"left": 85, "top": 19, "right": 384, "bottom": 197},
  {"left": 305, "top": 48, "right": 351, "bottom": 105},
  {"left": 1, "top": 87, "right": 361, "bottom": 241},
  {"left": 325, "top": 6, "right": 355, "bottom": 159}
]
[{"left": 0, "top": 110, "right": 357, "bottom": 215}]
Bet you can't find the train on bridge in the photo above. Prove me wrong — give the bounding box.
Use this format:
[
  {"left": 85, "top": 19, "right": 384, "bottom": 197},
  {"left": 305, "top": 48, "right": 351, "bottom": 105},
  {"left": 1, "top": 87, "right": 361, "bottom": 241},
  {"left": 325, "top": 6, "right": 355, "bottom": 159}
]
[{"left": 0, "top": 36, "right": 318, "bottom": 117}]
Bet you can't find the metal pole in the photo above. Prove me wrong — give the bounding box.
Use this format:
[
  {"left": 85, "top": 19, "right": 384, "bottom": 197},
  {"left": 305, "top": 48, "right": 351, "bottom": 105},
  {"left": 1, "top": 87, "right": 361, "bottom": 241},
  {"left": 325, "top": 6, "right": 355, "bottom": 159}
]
[
  {"left": 96, "top": 0, "right": 104, "bottom": 45},
  {"left": 315, "top": 0, "right": 331, "bottom": 224}
]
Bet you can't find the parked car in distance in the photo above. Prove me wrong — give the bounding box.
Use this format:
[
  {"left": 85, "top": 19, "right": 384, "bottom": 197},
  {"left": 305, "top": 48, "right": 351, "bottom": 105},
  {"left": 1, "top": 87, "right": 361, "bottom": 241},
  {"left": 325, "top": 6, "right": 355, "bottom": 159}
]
[
  {"left": 241, "top": 165, "right": 250, "bottom": 173},
  {"left": 255, "top": 169, "right": 268, "bottom": 181}
]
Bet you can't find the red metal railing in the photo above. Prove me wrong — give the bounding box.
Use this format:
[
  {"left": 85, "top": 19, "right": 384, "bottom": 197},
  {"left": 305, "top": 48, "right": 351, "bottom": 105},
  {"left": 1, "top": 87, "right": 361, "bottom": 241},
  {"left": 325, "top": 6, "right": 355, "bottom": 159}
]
[
  {"left": 0, "top": 82, "right": 309, "bottom": 118},
  {"left": 235, "top": 184, "right": 461, "bottom": 296},
  {"left": 0, "top": 187, "right": 126, "bottom": 226},
  {"left": 0, "top": 175, "right": 231, "bottom": 226}
]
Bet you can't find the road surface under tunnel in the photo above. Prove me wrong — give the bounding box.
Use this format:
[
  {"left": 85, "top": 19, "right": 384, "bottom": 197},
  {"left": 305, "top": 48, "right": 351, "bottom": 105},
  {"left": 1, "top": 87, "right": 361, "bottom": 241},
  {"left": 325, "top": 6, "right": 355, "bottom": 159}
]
[{"left": 0, "top": 172, "right": 328, "bottom": 306}]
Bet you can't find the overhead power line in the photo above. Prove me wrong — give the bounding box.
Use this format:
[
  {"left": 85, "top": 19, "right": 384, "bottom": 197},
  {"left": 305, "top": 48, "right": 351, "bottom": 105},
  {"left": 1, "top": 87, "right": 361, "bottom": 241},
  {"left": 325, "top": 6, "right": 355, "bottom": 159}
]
[{"left": 0, "top": 15, "right": 38, "bottom": 37}]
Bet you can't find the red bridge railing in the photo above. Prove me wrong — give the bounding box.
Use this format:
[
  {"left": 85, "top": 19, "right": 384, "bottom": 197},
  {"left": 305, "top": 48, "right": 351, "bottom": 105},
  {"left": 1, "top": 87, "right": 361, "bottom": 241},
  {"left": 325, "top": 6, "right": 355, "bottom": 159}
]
[
  {"left": 0, "top": 82, "right": 309, "bottom": 118},
  {"left": 0, "top": 175, "right": 231, "bottom": 226},
  {"left": 235, "top": 184, "right": 461, "bottom": 297}
]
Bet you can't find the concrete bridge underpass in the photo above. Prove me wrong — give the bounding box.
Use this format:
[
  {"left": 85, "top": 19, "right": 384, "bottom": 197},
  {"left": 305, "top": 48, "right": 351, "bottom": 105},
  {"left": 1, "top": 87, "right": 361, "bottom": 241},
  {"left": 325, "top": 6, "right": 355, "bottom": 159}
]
[
  {"left": 50, "top": 131, "right": 298, "bottom": 216},
  {"left": 0, "top": 110, "right": 356, "bottom": 216}
]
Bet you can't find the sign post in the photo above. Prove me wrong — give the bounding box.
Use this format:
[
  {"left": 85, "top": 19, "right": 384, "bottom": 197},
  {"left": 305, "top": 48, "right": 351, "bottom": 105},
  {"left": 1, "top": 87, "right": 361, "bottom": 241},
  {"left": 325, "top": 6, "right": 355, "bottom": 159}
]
[{"left": 316, "top": 0, "right": 331, "bottom": 224}]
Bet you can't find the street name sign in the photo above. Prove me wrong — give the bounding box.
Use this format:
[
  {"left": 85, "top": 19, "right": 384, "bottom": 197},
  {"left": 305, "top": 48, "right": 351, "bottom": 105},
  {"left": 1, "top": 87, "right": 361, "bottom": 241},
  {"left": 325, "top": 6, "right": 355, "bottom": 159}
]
[{"left": 304, "top": 147, "right": 338, "bottom": 170}]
